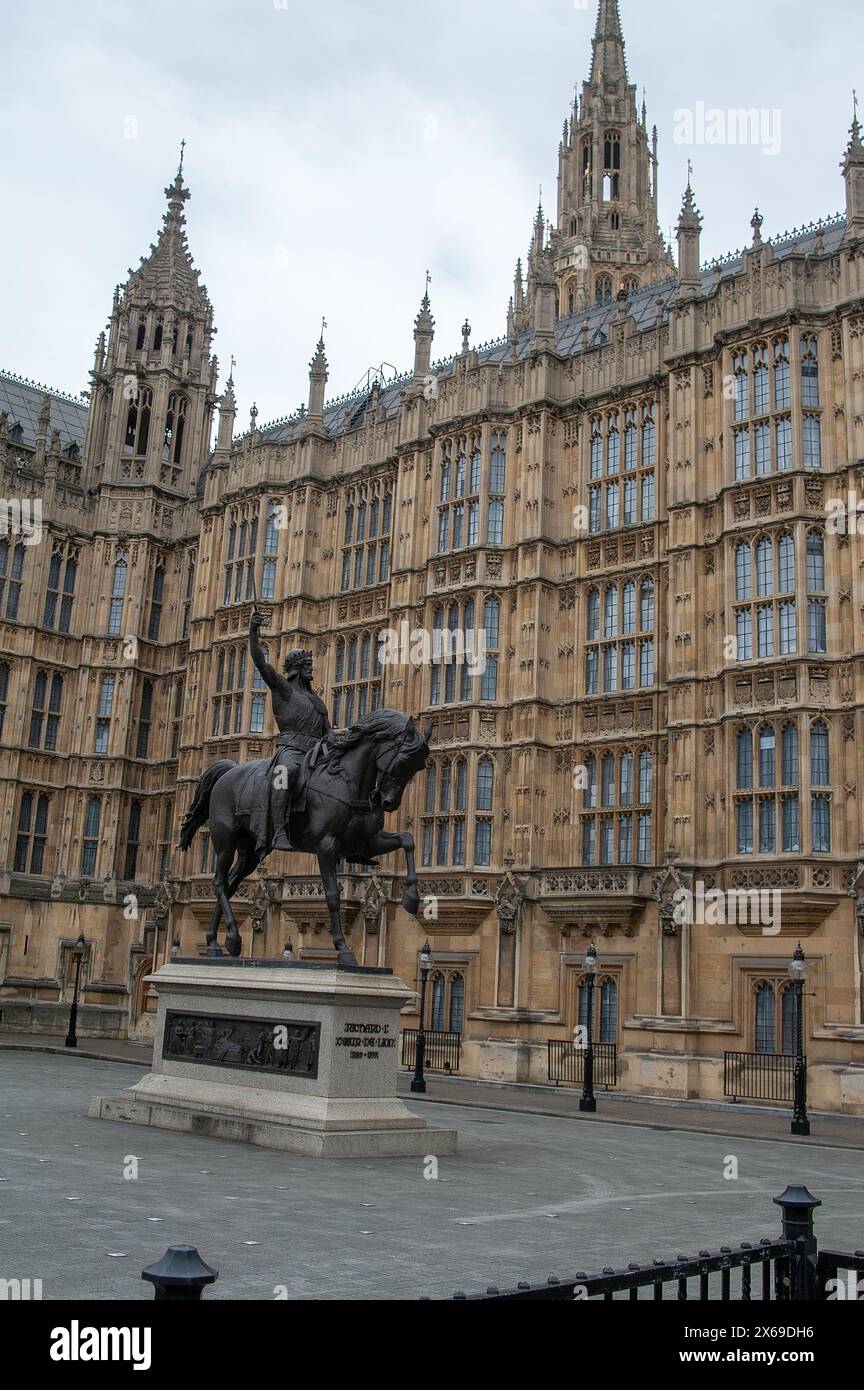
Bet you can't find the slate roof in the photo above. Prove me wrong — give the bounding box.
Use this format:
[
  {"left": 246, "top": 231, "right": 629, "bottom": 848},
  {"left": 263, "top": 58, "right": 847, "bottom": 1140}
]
[
  {"left": 248, "top": 215, "right": 846, "bottom": 448},
  {"left": 0, "top": 372, "right": 89, "bottom": 453}
]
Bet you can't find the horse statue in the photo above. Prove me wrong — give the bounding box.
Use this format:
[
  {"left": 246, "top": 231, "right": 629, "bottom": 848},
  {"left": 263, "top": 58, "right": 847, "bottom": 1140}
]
[{"left": 179, "top": 706, "right": 432, "bottom": 966}]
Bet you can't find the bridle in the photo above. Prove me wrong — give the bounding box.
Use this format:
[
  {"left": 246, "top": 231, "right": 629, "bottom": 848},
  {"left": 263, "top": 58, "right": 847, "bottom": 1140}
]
[{"left": 313, "top": 721, "right": 418, "bottom": 818}]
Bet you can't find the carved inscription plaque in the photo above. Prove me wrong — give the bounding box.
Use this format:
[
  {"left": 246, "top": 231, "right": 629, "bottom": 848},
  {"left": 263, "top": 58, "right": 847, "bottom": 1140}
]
[{"left": 162, "top": 1011, "right": 320, "bottom": 1079}]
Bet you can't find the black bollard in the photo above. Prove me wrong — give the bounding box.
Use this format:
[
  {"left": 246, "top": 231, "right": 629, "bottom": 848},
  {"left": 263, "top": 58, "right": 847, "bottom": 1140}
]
[{"left": 141, "top": 1245, "right": 218, "bottom": 1300}]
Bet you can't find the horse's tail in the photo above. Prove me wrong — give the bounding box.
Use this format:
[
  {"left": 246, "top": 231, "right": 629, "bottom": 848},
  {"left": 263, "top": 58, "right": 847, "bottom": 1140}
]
[{"left": 178, "top": 760, "right": 236, "bottom": 851}]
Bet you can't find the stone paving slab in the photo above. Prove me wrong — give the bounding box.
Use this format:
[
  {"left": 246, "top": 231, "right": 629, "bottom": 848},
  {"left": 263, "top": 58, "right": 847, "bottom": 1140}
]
[
  {"left": 3, "top": 1032, "right": 864, "bottom": 1149},
  {"left": 1, "top": 1051, "right": 863, "bottom": 1301}
]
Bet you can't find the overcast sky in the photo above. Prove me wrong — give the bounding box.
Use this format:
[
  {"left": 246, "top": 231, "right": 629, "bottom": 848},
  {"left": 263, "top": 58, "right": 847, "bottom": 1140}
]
[{"left": 2, "top": 0, "right": 862, "bottom": 428}]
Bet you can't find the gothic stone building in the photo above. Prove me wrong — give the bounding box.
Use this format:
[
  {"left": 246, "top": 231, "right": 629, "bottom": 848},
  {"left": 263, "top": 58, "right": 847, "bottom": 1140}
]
[{"left": 3, "top": 0, "right": 864, "bottom": 1112}]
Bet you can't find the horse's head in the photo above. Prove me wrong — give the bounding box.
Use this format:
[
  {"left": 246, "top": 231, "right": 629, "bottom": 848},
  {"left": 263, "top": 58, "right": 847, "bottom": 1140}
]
[{"left": 376, "top": 715, "right": 432, "bottom": 813}]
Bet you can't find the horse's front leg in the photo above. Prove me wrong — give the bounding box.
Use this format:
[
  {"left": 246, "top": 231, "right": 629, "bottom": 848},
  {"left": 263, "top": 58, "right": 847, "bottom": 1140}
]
[
  {"left": 317, "top": 836, "right": 357, "bottom": 968},
  {"left": 366, "top": 829, "right": 420, "bottom": 916}
]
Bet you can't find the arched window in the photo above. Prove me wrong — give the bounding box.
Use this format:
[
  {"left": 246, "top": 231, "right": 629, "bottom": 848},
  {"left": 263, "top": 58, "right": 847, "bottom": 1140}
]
[
  {"left": 806, "top": 531, "right": 825, "bottom": 592},
  {"left": 583, "top": 754, "right": 597, "bottom": 809},
  {"left": 755, "top": 538, "right": 773, "bottom": 596},
  {"left": 136, "top": 681, "right": 153, "bottom": 758},
  {"left": 811, "top": 722, "right": 829, "bottom": 785},
  {"left": 601, "top": 753, "right": 615, "bottom": 807},
  {"left": 800, "top": 336, "right": 819, "bottom": 408},
  {"left": 778, "top": 533, "right": 795, "bottom": 592},
  {"left": 108, "top": 555, "right": 128, "bottom": 636},
  {"left": 595, "top": 275, "right": 613, "bottom": 305},
  {"left": 481, "top": 598, "right": 500, "bottom": 701},
  {"left": 781, "top": 723, "right": 798, "bottom": 785},
  {"left": 737, "top": 728, "right": 753, "bottom": 789},
  {"left": 455, "top": 759, "right": 468, "bottom": 811},
  {"left": 586, "top": 588, "right": 600, "bottom": 640},
  {"left": 449, "top": 973, "right": 465, "bottom": 1033},
  {"left": 430, "top": 973, "right": 445, "bottom": 1031},
  {"left": 736, "top": 543, "right": 752, "bottom": 601},
  {"left": 759, "top": 725, "right": 776, "bottom": 788},
  {"left": 604, "top": 586, "right": 618, "bottom": 637},
  {"left": 0, "top": 661, "right": 9, "bottom": 739},
  {"left": 599, "top": 978, "right": 618, "bottom": 1043},
  {"left": 424, "top": 763, "right": 437, "bottom": 814},
  {"left": 477, "top": 757, "right": 494, "bottom": 812},
  {"left": 811, "top": 721, "right": 831, "bottom": 852},
  {"left": 638, "top": 749, "right": 652, "bottom": 804},
  {"left": 148, "top": 566, "right": 165, "bottom": 642},
  {"left": 754, "top": 982, "right": 776, "bottom": 1053},
  {"left": 621, "top": 276, "right": 639, "bottom": 296},
  {"left": 163, "top": 393, "right": 186, "bottom": 465},
  {"left": 14, "top": 790, "right": 50, "bottom": 875},
  {"left": 619, "top": 750, "right": 633, "bottom": 805},
  {"left": 439, "top": 759, "right": 452, "bottom": 813},
  {"left": 640, "top": 578, "right": 654, "bottom": 632}
]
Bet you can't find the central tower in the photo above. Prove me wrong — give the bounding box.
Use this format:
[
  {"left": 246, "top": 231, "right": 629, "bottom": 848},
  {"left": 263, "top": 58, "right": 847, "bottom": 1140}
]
[{"left": 555, "top": 0, "right": 674, "bottom": 314}]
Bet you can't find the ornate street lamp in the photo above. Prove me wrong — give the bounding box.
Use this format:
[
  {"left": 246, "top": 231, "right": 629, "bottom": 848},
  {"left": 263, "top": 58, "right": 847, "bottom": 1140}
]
[
  {"left": 64, "top": 932, "right": 87, "bottom": 1049},
  {"left": 789, "top": 943, "right": 810, "bottom": 1137},
  {"left": 411, "top": 940, "right": 433, "bottom": 1094},
  {"left": 281, "top": 941, "right": 296, "bottom": 961},
  {"left": 170, "top": 936, "right": 181, "bottom": 960},
  {"left": 579, "top": 942, "right": 599, "bottom": 1113}
]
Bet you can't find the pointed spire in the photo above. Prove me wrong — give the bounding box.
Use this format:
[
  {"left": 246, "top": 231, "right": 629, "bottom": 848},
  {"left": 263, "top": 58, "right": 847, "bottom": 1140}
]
[
  {"left": 751, "top": 207, "right": 764, "bottom": 248},
  {"left": 843, "top": 93, "right": 864, "bottom": 239},
  {"left": 514, "top": 258, "right": 524, "bottom": 308},
  {"left": 307, "top": 320, "right": 329, "bottom": 424},
  {"left": 675, "top": 176, "right": 703, "bottom": 298},
  {"left": 214, "top": 363, "right": 237, "bottom": 458},
  {"left": 413, "top": 274, "right": 435, "bottom": 383},
  {"left": 589, "top": 0, "right": 627, "bottom": 88},
  {"left": 123, "top": 153, "right": 206, "bottom": 307}
]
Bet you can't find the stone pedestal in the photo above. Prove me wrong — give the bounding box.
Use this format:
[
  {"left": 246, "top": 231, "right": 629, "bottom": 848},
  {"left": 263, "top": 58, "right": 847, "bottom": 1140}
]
[{"left": 89, "top": 959, "right": 457, "bottom": 1158}]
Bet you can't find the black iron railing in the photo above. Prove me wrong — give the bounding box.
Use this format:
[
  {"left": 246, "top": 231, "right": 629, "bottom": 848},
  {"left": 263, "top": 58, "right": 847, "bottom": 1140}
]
[
  {"left": 724, "top": 1050, "right": 798, "bottom": 1103},
  {"left": 401, "top": 1028, "right": 461, "bottom": 1073},
  {"left": 443, "top": 1185, "right": 847, "bottom": 1302},
  {"left": 451, "top": 1240, "right": 793, "bottom": 1301},
  {"left": 548, "top": 1039, "right": 618, "bottom": 1088}
]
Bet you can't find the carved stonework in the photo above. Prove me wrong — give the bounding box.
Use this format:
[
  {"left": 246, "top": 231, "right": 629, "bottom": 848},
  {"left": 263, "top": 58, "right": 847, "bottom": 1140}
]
[{"left": 163, "top": 1011, "right": 320, "bottom": 1077}]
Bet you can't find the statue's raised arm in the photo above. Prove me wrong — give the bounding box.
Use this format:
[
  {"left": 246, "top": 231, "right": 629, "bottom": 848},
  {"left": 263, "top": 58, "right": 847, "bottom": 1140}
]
[{"left": 249, "top": 611, "right": 283, "bottom": 691}]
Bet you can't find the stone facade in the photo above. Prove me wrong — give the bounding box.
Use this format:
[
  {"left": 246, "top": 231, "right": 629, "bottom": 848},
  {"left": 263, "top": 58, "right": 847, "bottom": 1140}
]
[{"left": 3, "top": 1, "right": 864, "bottom": 1109}]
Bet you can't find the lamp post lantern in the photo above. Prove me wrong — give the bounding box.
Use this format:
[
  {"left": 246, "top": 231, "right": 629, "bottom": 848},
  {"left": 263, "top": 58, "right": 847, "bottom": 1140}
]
[
  {"left": 411, "top": 940, "right": 433, "bottom": 1094},
  {"left": 579, "top": 942, "right": 599, "bottom": 1113},
  {"left": 170, "top": 936, "right": 181, "bottom": 960},
  {"left": 281, "top": 941, "right": 296, "bottom": 961},
  {"left": 789, "top": 943, "right": 810, "bottom": 1137},
  {"left": 64, "top": 932, "right": 87, "bottom": 1049}
]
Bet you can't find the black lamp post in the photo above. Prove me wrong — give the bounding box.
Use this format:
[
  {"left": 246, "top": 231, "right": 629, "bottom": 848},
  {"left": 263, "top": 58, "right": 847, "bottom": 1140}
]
[
  {"left": 789, "top": 943, "right": 810, "bottom": 1137},
  {"left": 281, "top": 941, "right": 296, "bottom": 961},
  {"left": 170, "top": 936, "right": 181, "bottom": 960},
  {"left": 411, "top": 940, "right": 433, "bottom": 1094},
  {"left": 579, "top": 942, "right": 599, "bottom": 1113},
  {"left": 64, "top": 932, "right": 87, "bottom": 1049}
]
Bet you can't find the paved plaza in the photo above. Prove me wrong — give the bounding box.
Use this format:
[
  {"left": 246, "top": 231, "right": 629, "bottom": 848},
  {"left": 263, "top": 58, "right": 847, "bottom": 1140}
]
[{"left": 2, "top": 1050, "right": 863, "bottom": 1300}]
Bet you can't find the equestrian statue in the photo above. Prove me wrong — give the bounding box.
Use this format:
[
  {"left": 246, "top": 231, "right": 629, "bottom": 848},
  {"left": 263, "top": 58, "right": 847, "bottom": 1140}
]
[{"left": 179, "top": 611, "right": 431, "bottom": 966}]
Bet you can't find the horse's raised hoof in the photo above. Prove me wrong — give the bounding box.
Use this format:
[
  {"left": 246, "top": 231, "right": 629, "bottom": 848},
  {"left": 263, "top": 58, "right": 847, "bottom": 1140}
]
[
  {"left": 204, "top": 943, "right": 224, "bottom": 957},
  {"left": 401, "top": 887, "right": 421, "bottom": 916},
  {"left": 337, "top": 946, "right": 358, "bottom": 969},
  {"left": 225, "top": 932, "right": 242, "bottom": 959}
]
